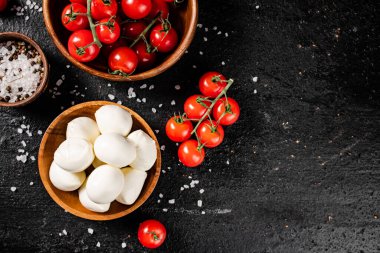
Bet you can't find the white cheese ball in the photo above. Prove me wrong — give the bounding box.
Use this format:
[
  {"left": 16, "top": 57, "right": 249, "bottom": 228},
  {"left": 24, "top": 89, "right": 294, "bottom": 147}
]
[
  {"left": 49, "top": 161, "right": 85, "bottom": 191},
  {"left": 95, "top": 105, "right": 133, "bottom": 136},
  {"left": 54, "top": 138, "right": 94, "bottom": 172},
  {"left": 66, "top": 117, "right": 100, "bottom": 143},
  {"left": 79, "top": 179, "right": 110, "bottom": 213},
  {"left": 92, "top": 156, "right": 105, "bottom": 168},
  {"left": 86, "top": 165, "right": 124, "bottom": 204},
  {"left": 116, "top": 167, "right": 147, "bottom": 205},
  {"left": 127, "top": 130, "right": 157, "bottom": 171},
  {"left": 94, "top": 133, "right": 136, "bottom": 168}
]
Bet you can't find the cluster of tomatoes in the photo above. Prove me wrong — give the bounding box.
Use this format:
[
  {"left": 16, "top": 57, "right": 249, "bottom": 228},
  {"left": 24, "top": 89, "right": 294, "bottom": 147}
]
[
  {"left": 62, "top": 0, "right": 179, "bottom": 75},
  {"left": 166, "top": 72, "right": 240, "bottom": 167}
]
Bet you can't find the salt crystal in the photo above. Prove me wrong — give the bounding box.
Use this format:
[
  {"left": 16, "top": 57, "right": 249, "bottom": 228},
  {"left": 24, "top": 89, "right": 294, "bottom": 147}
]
[
  {"left": 136, "top": 98, "right": 141, "bottom": 103},
  {"left": 88, "top": 228, "right": 94, "bottom": 234},
  {"left": 29, "top": 182, "right": 33, "bottom": 186},
  {"left": 158, "top": 103, "right": 162, "bottom": 108},
  {"left": 149, "top": 85, "right": 154, "bottom": 90},
  {"left": 203, "top": 37, "right": 208, "bottom": 42},
  {"left": 163, "top": 208, "right": 168, "bottom": 212},
  {"left": 171, "top": 100, "right": 176, "bottom": 105},
  {"left": 192, "top": 65, "right": 197, "bottom": 69},
  {"left": 159, "top": 193, "right": 163, "bottom": 198},
  {"left": 252, "top": 76, "right": 258, "bottom": 82},
  {"left": 152, "top": 108, "right": 156, "bottom": 113},
  {"left": 199, "top": 189, "right": 204, "bottom": 194},
  {"left": 168, "top": 199, "right": 175, "bottom": 204},
  {"left": 254, "top": 89, "right": 257, "bottom": 94},
  {"left": 18, "top": 149, "right": 24, "bottom": 153},
  {"left": 66, "top": 65, "right": 70, "bottom": 68},
  {"left": 197, "top": 200, "right": 203, "bottom": 207},
  {"left": 10, "top": 187, "right": 17, "bottom": 192},
  {"left": 180, "top": 187, "right": 184, "bottom": 191},
  {"left": 17, "top": 128, "right": 23, "bottom": 134},
  {"left": 256, "top": 5, "right": 260, "bottom": 9},
  {"left": 25, "top": 16, "right": 29, "bottom": 21},
  {"left": 217, "top": 31, "right": 222, "bottom": 35},
  {"left": 205, "top": 27, "right": 208, "bottom": 32},
  {"left": 108, "top": 94, "right": 115, "bottom": 100},
  {"left": 38, "top": 7, "right": 42, "bottom": 12},
  {"left": 107, "top": 83, "right": 111, "bottom": 87},
  {"left": 175, "top": 85, "right": 181, "bottom": 90},
  {"left": 30, "top": 156, "right": 35, "bottom": 161},
  {"left": 225, "top": 32, "right": 229, "bottom": 37},
  {"left": 222, "top": 61, "right": 226, "bottom": 66},
  {"left": 121, "top": 242, "right": 126, "bottom": 248},
  {"left": 226, "top": 159, "right": 230, "bottom": 165},
  {"left": 21, "top": 124, "right": 26, "bottom": 129},
  {"left": 197, "top": 24, "right": 203, "bottom": 28},
  {"left": 213, "top": 26, "right": 218, "bottom": 30},
  {"left": 62, "top": 229, "right": 67, "bottom": 235},
  {"left": 184, "top": 185, "right": 189, "bottom": 189},
  {"left": 155, "top": 129, "right": 159, "bottom": 133},
  {"left": 199, "top": 51, "right": 203, "bottom": 55},
  {"left": 128, "top": 87, "right": 136, "bottom": 98},
  {"left": 96, "top": 242, "right": 100, "bottom": 247},
  {"left": 140, "top": 84, "right": 147, "bottom": 89},
  {"left": 142, "top": 98, "right": 146, "bottom": 103},
  {"left": 201, "top": 211, "right": 206, "bottom": 214},
  {"left": 157, "top": 199, "right": 161, "bottom": 203},
  {"left": 21, "top": 140, "right": 26, "bottom": 147},
  {"left": 160, "top": 145, "right": 165, "bottom": 151},
  {"left": 56, "top": 79, "right": 63, "bottom": 86}
]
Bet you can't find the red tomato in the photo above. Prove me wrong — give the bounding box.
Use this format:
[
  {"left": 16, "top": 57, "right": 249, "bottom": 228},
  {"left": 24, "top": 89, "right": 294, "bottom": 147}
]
[
  {"left": 184, "top": 95, "right": 211, "bottom": 120},
  {"left": 90, "top": 0, "right": 118, "bottom": 20},
  {"left": 121, "top": 0, "right": 152, "bottom": 19},
  {"left": 148, "top": 0, "right": 169, "bottom": 19},
  {"left": 70, "top": 0, "right": 87, "bottom": 5},
  {"left": 68, "top": 30, "right": 100, "bottom": 62},
  {"left": 138, "top": 220, "right": 166, "bottom": 249},
  {"left": 108, "top": 47, "right": 138, "bottom": 75},
  {"left": 165, "top": 115, "right": 193, "bottom": 142},
  {"left": 61, "top": 3, "right": 89, "bottom": 32},
  {"left": 133, "top": 41, "right": 157, "bottom": 69},
  {"left": 101, "top": 38, "right": 127, "bottom": 58},
  {"left": 0, "top": 0, "right": 8, "bottom": 12},
  {"left": 196, "top": 120, "right": 224, "bottom": 148},
  {"left": 122, "top": 21, "right": 146, "bottom": 40},
  {"left": 213, "top": 97, "right": 240, "bottom": 125},
  {"left": 199, "top": 71, "right": 227, "bottom": 98},
  {"left": 150, "top": 24, "right": 178, "bottom": 53},
  {"left": 178, "top": 140, "right": 205, "bottom": 167},
  {"left": 95, "top": 18, "right": 120, "bottom": 44}
]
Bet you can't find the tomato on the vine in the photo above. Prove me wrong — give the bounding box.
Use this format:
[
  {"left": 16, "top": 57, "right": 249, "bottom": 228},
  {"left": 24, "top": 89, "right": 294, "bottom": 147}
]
[
  {"left": 90, "top": 0, "right": 118, "bottom": 21},
  {"left": 108, "top": 47, "right": 138, "bottom": 75},
  {"left": 213, "top": 97, "right": 240, "bottom": 125},
  {"left": 184, "top": 95, "right": 211, "bottom": 120},
  {"left": 148, "top": 0, "right": 169, "bottom": 19},
  {"left": 0, "top": 0, "right": 8, "bottom": 12},
  {"left": 196, "top": 120, "right": 224, "bottom": 148},
  {"left": 199, "top": 71, "right": 227, "bottom": 98},
  {"left": 121, "top": 0, "right": 152, "bottom": 20},
  {"left": 138, "top": 220, "right": 166, "bottom": 249},
  {"left": 122, "top": 21, "right": 147, "bottom": 40},
  {"left": 101, "top": 38, "right": 127, "bottom": 57},
  {"left": 133, "top": 41, "right": 157, "bottom": 69},
  {"left": 68, "top": 30, "right": 100, "bottom": 62},
  {"left": 178, "top": 140, "right": 205, "bottom": 167},
  {"left": 165, "top": 115, "right": 193, "bottom": 142},
  {"left": 70, "top": 0, "right": 87, "bottom": 5},
  {"left": 61, "top": 3, "right": 89, "bottom": 32},
  {"left": 95, "top": 18, "right": 120, "bottom": 44},
  {"left": 149, "top": 23, "right": 178, "bottom": 53}
]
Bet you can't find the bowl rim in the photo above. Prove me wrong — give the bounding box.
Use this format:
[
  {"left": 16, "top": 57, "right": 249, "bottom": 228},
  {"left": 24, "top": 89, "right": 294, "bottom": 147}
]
[
  {"left": 42, "top": 0, "right": 198, "bottom": 82},
  {"left": 38, "top": 101, "right": 162, "bottom": 220},
  {"left": 0, "top": 32, "right": 49, "bottom": 107}
]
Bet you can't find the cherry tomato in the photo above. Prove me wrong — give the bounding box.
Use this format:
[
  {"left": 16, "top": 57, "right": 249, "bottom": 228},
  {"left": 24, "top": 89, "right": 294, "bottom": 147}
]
[
  {"left": 68, "top": 30, "right": 100, "bottom": 62},
  {"left": 148, "top": 0, "right": 169, "bottom": 19},
  {"left": 70, "top": 0, "right": 87, "bottom": 5},
  {"left": 184, "top": 95, "right": 211, "bottom": 120},
  {"left": 0, "top": 0, "right": 8, "bottom": 12},
  {"left": 121, "top": 0, "right": 152, "bottom": 19},
  {"left": 90, "top": 0, "right": 118, "bottom": 21},
  {"left": 199, "top": 71, "right": 227, "bottom": 98},
  {"left": 122, "top": 21, "right": 146, "bottom": 40},
  {"left": 95, "top": 18, "right": 120, "bottom": 44},
  {"left": 133, "top": 41, "right": 157, "bottom": 69},
  {"left": 101, "top": 38, "right": 127, "bottom": 58},
  {"left": 213, "top": 97, "right": 240, "bottom": 125},
  {"left": 178, "top": 140, "right": 205, "bottom": 167},
  {"left": 196, "top": 120, "right": 224, "bottom": 148},
  {"left": 150, "top": 24, "right": 178, "bottom": 53},
  {"left": 61, "top": 3, "right": 89, "bottom": 32},
  {"left": 108, "top": 47, "right": 138, "bottom": 75},
  {"left": 138, "top": 220, "right": 166, "bottom": 249},
  {"left": 165, "top": 115, "right": 193, "bottom": 142}
]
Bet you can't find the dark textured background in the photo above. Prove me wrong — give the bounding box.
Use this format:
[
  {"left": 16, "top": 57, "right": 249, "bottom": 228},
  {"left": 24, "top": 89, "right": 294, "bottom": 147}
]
[{"left": 1, "top": 0, "right": 379, "bottom": 252}]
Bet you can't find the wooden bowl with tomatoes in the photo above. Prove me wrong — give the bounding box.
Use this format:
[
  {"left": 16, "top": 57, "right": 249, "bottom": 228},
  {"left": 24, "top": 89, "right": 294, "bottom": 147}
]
[{"left": 43, "top": 0, "right": 198, "bottom": 81}]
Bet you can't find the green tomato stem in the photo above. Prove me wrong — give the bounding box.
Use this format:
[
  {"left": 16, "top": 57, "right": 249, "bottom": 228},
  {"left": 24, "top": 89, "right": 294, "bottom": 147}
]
[
  {"left": 86, "top": 0, "right": 102, "bottom": 48},
  {"left": 129, "top": 12, "right": 161, "bottom": 48}
]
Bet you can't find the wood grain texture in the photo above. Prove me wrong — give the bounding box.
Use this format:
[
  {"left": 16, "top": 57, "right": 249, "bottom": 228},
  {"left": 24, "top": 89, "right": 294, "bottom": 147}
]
[{"left": 38, "top": 101, "right": 161, "bottom": 220}]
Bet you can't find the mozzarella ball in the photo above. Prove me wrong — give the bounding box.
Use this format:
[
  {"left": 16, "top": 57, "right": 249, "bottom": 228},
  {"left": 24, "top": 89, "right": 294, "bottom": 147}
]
[
  {"left": 86, "top": 165, "right": 124, "bottom": 204},
  {"left": 92, "top": 156, "right": 105, "bottom": 168},
  {"left": 49, "top": 161, "right": 85, "bottom": 191},
  {"left": 94, "top": 133, "right": 136, "bottom": 168},
  {"left": 127, "top": 130, "right": 157, "bottom": 171},
  {"left": 66, "top": 117, "right": 100, "bottom": 143},
  {"left": 79, "top": 179, "right": 110, "bottom": 213},
  {"left": 116, "top": 167, "right": 147, "bottom": 205},
  {"left": 95, "top": 105, "right": 133, "bottom": 136},
  {"left": 54, "top": 138, "right": 94, "bottom": 172}
]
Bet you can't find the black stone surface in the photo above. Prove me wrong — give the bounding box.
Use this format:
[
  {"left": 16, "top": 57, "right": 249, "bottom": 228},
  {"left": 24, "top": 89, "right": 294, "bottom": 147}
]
[{"left": 1, "top": 0, "right": 379, "bottom": 252}]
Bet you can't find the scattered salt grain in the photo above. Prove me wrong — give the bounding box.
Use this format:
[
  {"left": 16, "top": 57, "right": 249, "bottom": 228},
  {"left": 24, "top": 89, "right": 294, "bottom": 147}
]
[
  {"left": 203, "top": 37, "right": 208, "bottom": 42},
  {"left": 180, "top": 187, "right": 184, "bottom": 191},
  {"left": 160, "top": 145, "right": 165, "bottom": 151},
  {"left": 163, "top": 208, "right": 168, "bottom": 212},
  {"left": 128, "top": 87, "right": 136, "bottom": 98},
  {"left": 201, "top": 211, "right": 206, "bottom": 214},
  {"left": 252, "top": 76, "right": 258, "bottom": 82},
  {"left": 117, "top": 101, "right": 122, "bottom": 105},
  {"left": 149, "top": 85, "right": 154, "bottom": 90},
  {"left": 88, "top": 228, "right": 94, "bottom": 234},
  {"left": 37, "top": 130, "right": 42, "bottom": 135},
  {"left": 142, "top": 98, "right": 146, "bottom": 103},
  {"left": 157, "top": 199, "right": 161, "bottom": 203},
  {"left": 56, "top": 79, "right": 63, "bottom": 86},
  {"left": 226, "top": 159, "right": 230, "bottom": 165},
  {"left": 199, "top": 189, "right": 204, "bottom": 194},
  {"left": 197, "top": 200, "right": 203, "bottom": 207},
  {"left": 225, "top": 32, "right": 229, "bottom": 37},
  {"left": 152, "top": 108, "right": 157, "bottom": 113},
  {"left": 174, "top": 85, "right": 181, "bottom": 90},
  {"left": 158, "top": 103, "right": 163, "bottom": 108},
  {"left": 197, "top": 24, "right": 203, "bottom": 28},
  {"left": 199, "top": 51, "right": 203, "bottom": 55},
  {"left": 17, "top": 128, "right": 23, "bottom": 134},
  {"left": 171, "top": 100, "right": 176, "bottom": 105},
  {"left": 30, "top": 156, "right": 35, "bottom": 161},
  {"left": 168, "top": 199, "right": 175, "bottom": 204},
  {"left": 140, "top": 84, "right": 147, "bottom": 89},
  {"left": 155, "top": 129, "right": 159, "bottom": 134},
  {"left": 10, "top": 187, "right": 17, "bottom": 192},
  {"left": 205, "top": 27, "right": 209, "bottom": 32},
  {"left": 62, "top": 229, "right": 67, "bottom": 235},
  {"left": 21, "top": 140, "right": 26, "bottom": 147},
  {"left": 18, "top": 149, "right": 24, "bottom": 153},
  {"left": 159, "top": 193, "right": 163, "bottom": 198},
  {"left": 96, "top": 242, "right": 101, "bottom": 247},
  {"left": 256, "top": 5, "right": 260, "bottom": 9},
  {"left": 121, "top": 242, "right": 127, "bottom": 248},
  {"left": 66, "top": 65, "right": 70, "bottom": 68},
  {"left": 192, "top": 65, "right": 197, "bottom": 69},
  {"left": 217, "top": 31, "right": 222, "bottom": 35},
  {"left": 254, "top": 89, "right": 257, "bottom": 94},
  {"left": 183, "top": 185, "right": 189, "bottom": 189},
  {"left": 213, "top": 26, "right": 218, "bottom": 30},
  {"left": 21, "top": 124, "right": 26, "bottom": 129},
  {"left": 108, "top": 94, "right": 115, "bottom": 100},
  {"left": 221, "top": 61, "right": 226, "bottom": 66},
  {"left": 29, "top": 182, "right": 33, "bottom": 186}
]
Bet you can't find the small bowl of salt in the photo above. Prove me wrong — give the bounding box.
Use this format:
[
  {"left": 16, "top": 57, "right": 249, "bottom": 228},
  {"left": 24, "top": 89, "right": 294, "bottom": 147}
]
[{"left": 0, "top": 32, "right": 49, "bottom": 107}]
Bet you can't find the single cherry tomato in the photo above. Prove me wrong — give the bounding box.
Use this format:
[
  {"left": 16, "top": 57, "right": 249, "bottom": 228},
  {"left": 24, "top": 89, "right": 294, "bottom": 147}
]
[
  {"left": 61, "top": 3, "right": 89, "bottom": 32},
  {"left": 95, "top": 18, "right": 120, "bottom": 44},
  {"left": 178, "top": 140, "right": 205, "bottom": 167},
  {"left": 148, "top": 0, "right": 169, "bottom": 19},
  {"left": 121, "top": 0, "right": 152, "bottom": 19},
  {"left": 213, "top": 97, "right": 240, "bottom": 125},
  {"left": 108, "top": 47, "right": 138, "bottom": 75},
  {"left": 196, "top": 120, "right": 224, "bottom": 148},
  {"left": 165, "top": 115, "right": 193, "bottom": 142},
  {"left": 150, "top": 23, "right": 178, "bottom": 53},
  {"left": 184, "top": 95, "right": 211, "bottom": 120},
  {"left": 101, "top": 38, "right": 127, "bottom": 58},
  {"left": 70, "top": 0, "right": 87, "bottom": 5},
  {"left": 90, "top": 0, "right": 118, "bottom": 20},
  {"left": 0, "top": 0, "right": 8, "bottom": 12},
  {"left": 122, "top": 21, "right": 146, "bottom": 40},
  {"left": 133, "top": 41, "right": 157, "bottom": 69},
  {"left": 199, "top": 71, "right": 227, "bottom": 98},
  {"left": 68, "top": 30, "right": 100, "bottom": 62},
  {"left": 138, "top": 219, "right": 166, "bottom": 249}
]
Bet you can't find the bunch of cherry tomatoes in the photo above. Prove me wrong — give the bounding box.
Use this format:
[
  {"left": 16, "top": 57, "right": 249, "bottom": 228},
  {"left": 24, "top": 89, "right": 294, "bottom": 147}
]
[
  {"left": 166, "top": 71, "right": 240, "bottom": 167},
  {"left": 62, "top": 0, "right": 179, "bottom": 76}
]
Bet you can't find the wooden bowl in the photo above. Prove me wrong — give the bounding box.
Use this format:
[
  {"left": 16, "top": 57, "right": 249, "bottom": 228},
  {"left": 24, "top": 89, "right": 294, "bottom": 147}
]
[
  {"left": 38, "top": 101, "right": 161, "bottom": 220},
  {"left": 43, "top": 0, "right": 198, "bottom": 81},
  {"left": 0, "top": 32, "right": 49, "bottom": 107}
]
